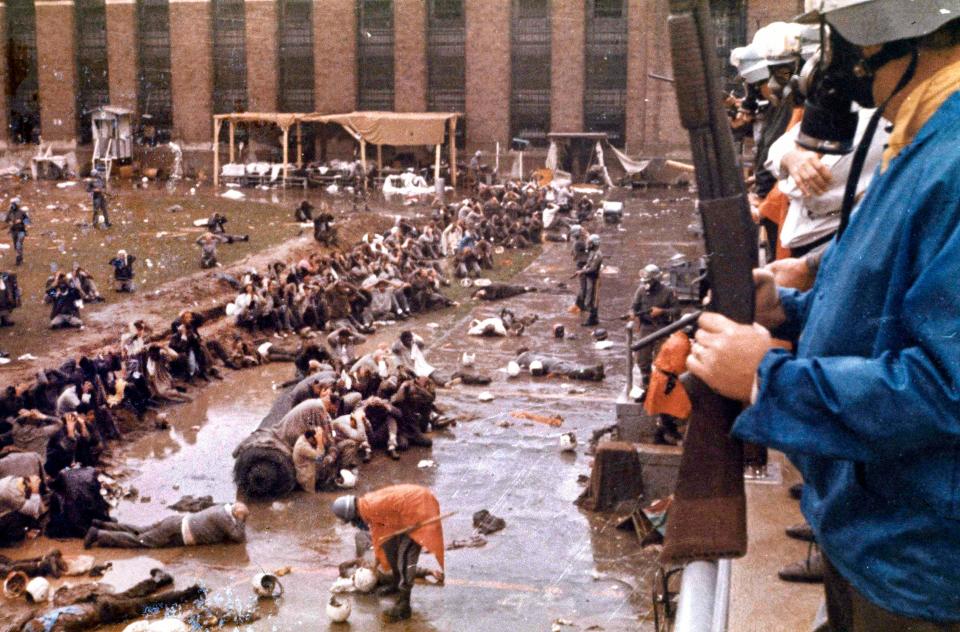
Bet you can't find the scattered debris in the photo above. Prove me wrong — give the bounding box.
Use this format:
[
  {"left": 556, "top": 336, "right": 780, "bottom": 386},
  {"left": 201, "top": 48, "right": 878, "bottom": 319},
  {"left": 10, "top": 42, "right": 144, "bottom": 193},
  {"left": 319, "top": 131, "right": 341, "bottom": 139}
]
[
  {"left": 478, "top": 391, "right": 495, "bottom": 402},
  {"left": 511, "top": 410, "right": 563, "bottom": 427},
  {"left": 559, "top": 432, "right": 577, "bottom": 452},
  {"left": 326, "top": 595, "right": 352, "bottom": 622},
  {"left": 472, "top": 509, "right": 506, "bottom": 535},
  {"left": 168, "top": 495, "right": 216, "bottom": 513},
  {"left": 447, "top": 535, "right": 487, "bottom": 550},
  {"left": 417, "top": 459, "right": 437, "bottom": 469}
]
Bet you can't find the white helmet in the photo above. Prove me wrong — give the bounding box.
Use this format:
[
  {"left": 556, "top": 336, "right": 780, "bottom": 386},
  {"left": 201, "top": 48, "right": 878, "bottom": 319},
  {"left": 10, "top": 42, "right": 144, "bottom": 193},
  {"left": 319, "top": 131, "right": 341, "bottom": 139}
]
[
  {"left": 337, "top": 469, "right": 357, "bottom": 489},
  {"left": 641, "top": 264, "right": 662, "bottom": 282},
  {"left": 25, "top": 576, "right": 49, "bottom": 603},
  {"left": 326, "top": 595, "right": 352, "bottom": 623},
  {"left": 506, "top": 360, "right": 521, "bottom": 377},
  {"left": 529, "top": 360, "right": 545, "bottom": 376},
  {"left": 352, "top": 567, "right": 378, "bottom": 593},
  {"left": 802, "top": 0, "right": 960, "bottom": 47},
  {"left": 730, "top": 44, "right": 771, "bottom": 84}
]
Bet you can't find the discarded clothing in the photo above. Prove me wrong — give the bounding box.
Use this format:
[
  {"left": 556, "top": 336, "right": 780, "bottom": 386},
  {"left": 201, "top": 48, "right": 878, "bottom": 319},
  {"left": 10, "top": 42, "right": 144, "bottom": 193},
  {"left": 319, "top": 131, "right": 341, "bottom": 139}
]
[{"left": 472, "top": 509, "right": 506, "bottom": 535}]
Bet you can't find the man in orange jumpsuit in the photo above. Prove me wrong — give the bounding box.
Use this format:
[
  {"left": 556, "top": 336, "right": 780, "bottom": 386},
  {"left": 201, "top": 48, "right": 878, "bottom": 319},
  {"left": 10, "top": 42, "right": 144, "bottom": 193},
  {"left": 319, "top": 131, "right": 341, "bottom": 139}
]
[
  {"left": 643, "top": 330, "right": 692, "bottom": 445},
  {"left": 332, "top": 484, "right": 444, "bottom": 621}
]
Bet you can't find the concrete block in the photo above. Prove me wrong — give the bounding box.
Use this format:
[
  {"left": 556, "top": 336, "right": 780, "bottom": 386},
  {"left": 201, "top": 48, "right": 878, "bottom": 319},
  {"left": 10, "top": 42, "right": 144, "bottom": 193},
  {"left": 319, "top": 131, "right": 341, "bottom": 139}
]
[
  {"left": 616, "top": 392, "right": 657, "bottom": 443},
  {"left": 636, "top": 443, "right": 682, "bottom": 500}
]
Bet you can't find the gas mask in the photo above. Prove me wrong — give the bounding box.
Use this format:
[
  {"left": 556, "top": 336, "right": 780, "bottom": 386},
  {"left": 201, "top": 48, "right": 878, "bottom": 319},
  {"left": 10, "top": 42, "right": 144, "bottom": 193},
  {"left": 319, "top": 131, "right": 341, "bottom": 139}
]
[{"left": 797, "top": 23, "right": 919, "bottom": 154}]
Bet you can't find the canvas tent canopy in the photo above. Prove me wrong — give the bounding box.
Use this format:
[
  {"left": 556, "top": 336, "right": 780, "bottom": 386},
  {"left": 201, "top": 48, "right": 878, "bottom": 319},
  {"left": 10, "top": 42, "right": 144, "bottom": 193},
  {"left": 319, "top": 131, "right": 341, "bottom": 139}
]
[{"left": 212, "top": 111, "right": 461, "bottom": 187}]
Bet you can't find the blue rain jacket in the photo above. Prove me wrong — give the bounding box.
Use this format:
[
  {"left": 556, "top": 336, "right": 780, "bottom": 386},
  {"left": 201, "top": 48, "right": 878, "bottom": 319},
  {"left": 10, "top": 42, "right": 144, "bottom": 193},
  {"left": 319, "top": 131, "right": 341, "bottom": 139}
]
[{"left": 733, "top": 92, "right": 960, "bottom": 622}]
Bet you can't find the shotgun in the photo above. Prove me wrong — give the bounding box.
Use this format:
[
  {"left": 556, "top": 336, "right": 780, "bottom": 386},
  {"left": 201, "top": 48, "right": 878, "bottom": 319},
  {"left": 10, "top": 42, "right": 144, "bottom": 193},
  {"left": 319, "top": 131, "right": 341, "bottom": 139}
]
[{"left": 660, "top": 0, "right": 758, "bottom": 564}]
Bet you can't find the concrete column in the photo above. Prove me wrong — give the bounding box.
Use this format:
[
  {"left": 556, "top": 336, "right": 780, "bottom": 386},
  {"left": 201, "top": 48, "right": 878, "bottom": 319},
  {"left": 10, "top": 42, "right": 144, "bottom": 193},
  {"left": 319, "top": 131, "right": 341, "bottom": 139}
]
[
  {"left": 464, "top": 0, "right": 510, "bottom": 151},
  {"left": 245, "top": 0, "right": 278, "bottom": 112},
  {"left": 105, "top": 0, "right": 138, "bottom": 111},
  {"left": 747, "top": 0, "right": 805, "bottom": 39},
  {"left": 625, "top": 0, "right": 646, "bottom": 152},
  {"left": 0, "top": 3, "right": 9, "bottom": 149},
  {"left": 550, "top": 0, "right": 584, "bottom": 132},
  {"left": 169, "top": 0, "right": 213, "bottom": 145},
  {"left": 630, "top": 0, "right": 684, "bottom": 156},
  {"left": 35, "top": 0, "right": 78, "bottom": 146},
  {"left": 394, "top": 0, "right": 427, "bottom": 112},
  {"left": 314, "top": 0, "right": 356, "bottom": 112}
]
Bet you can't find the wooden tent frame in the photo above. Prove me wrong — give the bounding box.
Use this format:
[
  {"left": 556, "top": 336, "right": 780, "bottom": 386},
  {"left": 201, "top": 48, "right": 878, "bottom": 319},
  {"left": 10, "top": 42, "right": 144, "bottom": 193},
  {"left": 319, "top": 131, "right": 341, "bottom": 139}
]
[{"left": 212, "top": 111, "right": 460, "bottom": 189}]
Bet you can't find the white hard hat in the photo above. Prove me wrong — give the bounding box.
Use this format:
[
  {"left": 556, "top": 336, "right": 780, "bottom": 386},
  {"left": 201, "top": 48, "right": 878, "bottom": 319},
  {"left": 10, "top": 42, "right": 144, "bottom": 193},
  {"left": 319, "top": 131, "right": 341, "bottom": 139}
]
[
  {"left": 588, "top": 234, "right": 600, "bottom": 246},
  {"left": 530, "top": 360, "right": 545, "bottom": 376},
  {"left": 337, "top": 469, "right": 357, "bottom": 489},
  {"left": 752, "top": 22, "right": 805, "bottom": 65},
  {"left": 730, "top": 44, "right": 771, "bottom": 84},
  {"left": 25, "top": 576, "right": 49, "bottom": 603},
  {"left": 352, "top": 567, "right": 378, "bottom": 593},
  {"left": 801, "top": 0, "right": 960, "bottom": 47},
  {"left": 251, "top": 572, "right": 282, "bottom": 598},
  {"left": 559, "top": 432, "right": 577, "bottom": 452},
  {"left": 326, "top": 595, "right": 352, "bottom": 623},
  {"left": 506, "top": 360, "right": 521, "bottom": 377},
  {"left": 641, "top": 264, "right": 662, "bottom": 281}
]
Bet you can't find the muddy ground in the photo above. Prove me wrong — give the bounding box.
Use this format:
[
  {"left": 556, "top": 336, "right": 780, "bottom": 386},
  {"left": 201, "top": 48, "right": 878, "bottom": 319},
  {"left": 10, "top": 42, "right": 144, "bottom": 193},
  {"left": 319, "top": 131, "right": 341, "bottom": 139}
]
[
  {"left": 0, "top": 186, "right": 700, "bottom": 631},
  {"left": 0, "top": 180, "right": 429, "bottom": 384}
]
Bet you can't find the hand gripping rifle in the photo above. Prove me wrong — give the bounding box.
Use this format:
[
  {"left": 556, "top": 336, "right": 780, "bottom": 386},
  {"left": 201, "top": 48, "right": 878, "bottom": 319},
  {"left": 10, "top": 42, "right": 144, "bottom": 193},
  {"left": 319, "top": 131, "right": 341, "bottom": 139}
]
[{"left": 660, "top": 0, "right": 758, "bottom": 564}]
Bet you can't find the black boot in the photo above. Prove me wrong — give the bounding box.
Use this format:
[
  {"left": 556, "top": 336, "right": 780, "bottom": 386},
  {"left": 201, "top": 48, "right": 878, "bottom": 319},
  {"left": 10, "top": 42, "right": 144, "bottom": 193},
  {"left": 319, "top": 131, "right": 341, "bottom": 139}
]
[{"left": 384, "top": 589, "right": 412, "bottom": 621}]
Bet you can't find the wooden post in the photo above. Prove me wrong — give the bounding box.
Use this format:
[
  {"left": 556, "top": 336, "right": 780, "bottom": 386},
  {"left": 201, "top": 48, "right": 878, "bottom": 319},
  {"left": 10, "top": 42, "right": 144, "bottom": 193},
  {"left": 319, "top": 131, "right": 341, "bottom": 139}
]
[
  {"left": 282, "top": 125, "right": 289, "bottom": 184},
  {"left": 213, "top": 117, "right": 222, "bottom": 187},
  {"left": 228, "top": 120, "right": 235, "bottom": 163},
  {"left": 296, "top": 122, "right": 303, "bottom": 168},
  {"left": 434, "top": 143, "right": 441, "bottom": 184},
  {"left": 377, "top": 143, "right": 383, "bottom": 174},
  {"left": 360, "top": 138, "right": 367, "bottom": 191},
  {"left": 448, "top": 116, "right": 457, "bottom": 188}
]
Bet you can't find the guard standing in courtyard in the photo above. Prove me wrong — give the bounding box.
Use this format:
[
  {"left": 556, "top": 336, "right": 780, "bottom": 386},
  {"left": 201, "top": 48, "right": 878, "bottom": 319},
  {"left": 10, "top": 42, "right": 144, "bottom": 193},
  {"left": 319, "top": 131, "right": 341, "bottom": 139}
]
[
  {"left": 88, "top": 171, "right": 111, "bottom": 228},
  {"left": 630, "top": 264, "right": 679, "bottom": 385},
  {"left": 331, "top": 484, "right": 445, "bottom": 621},
  {"left": 575, "top": 234, "right": 603, "bottom": 326},
  {"left": 3, "top": 197, "right": 28, "bottom": 265}
]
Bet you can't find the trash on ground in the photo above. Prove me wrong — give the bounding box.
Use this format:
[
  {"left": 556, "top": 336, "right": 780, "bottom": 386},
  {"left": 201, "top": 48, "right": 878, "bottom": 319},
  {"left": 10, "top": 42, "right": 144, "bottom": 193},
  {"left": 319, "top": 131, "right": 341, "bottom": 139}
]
[
  {"left": 478, "top": 391, "right": 495, "bottom": 402},
  {"left": 472, "top": 509, "right": 506, "bottom": 535},
  {"left": 447, "top": 535, "right": 487, "bottom": 550},
  {"left": 417, "top": 459, "right": 437, "bottom": 469},
  {"left": 511, "top": 410, "right": 563, "bottom": 427}
]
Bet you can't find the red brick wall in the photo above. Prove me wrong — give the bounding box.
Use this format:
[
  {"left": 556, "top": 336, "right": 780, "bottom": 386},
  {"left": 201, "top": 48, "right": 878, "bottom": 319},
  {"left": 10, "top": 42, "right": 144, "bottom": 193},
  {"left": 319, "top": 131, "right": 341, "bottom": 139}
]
[
  {"left": 314, "top": 0, "right": 356, "bottom": 113},
  {"left": 464, "top": 0, "right": 510, "bottom": 152},
  {"left": 105, "top": 1, "right": 138, "bottom": 112},
  {"left": 394, "top": 0, "right": 427, "bottom": 112},
  {"left": 747, "top": 0, "right": 806, "bottom": 39},
  {"left": 36, "top": 2, "right": 78, "bottom": 145},
  {"left": 0, "top": 5, "right": 9, "bottom": 147},
  {"left": 550, "top": 0, "right": 584, "bottom": 133},
  {"left": 245, "top": 0, "right": 278, "bottom": 113},
  {"left": 169, "top": 0, "right": 213, "bottom": 144}
]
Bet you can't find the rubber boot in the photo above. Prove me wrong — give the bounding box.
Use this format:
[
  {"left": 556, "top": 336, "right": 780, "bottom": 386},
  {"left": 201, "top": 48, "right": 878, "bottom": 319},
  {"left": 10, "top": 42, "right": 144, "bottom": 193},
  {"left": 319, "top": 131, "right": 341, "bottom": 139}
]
[{"left": 384, "top": 589, "right": 412, "bottom": 621}]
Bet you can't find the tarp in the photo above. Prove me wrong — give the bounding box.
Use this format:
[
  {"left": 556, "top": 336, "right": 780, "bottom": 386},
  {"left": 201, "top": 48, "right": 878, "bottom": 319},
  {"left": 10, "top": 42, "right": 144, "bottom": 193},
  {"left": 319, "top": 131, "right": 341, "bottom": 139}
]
[
  {"left": 305, "top": 112, "right": 458, "bottom": 147},
  {"left": 215, "top": 111, "right": 459, "bottom": 147}
]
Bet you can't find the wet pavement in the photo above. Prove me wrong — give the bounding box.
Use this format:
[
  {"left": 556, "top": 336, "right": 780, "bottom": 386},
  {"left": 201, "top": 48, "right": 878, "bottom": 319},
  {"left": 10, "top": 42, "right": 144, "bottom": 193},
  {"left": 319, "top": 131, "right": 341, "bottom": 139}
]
[{"left": 1, "top": 190, "right": 703, "bottom": 631}]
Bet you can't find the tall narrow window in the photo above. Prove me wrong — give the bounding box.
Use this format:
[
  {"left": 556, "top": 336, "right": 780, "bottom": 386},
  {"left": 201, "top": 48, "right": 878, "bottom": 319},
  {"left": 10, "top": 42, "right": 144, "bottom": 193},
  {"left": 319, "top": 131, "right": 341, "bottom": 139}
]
[
  {"left": 212, "top": 0, "right": 247, "bottom": 114},
  {"left": 357, "top": 0, "right": 394, "bottom": 111},
  {"left": 510, "top": 0, "right": 550, "bottom": 145},
  {"left": 137, "top": 0, "right": 173, "bottom": 141},
  {"left": 7, "top": 0, "right": 39, "bottom": 144},
  {"left": 279, "top": 0, "right": 313, "bottom": 113},
  {"left": 711, "top": 0, "right": 747, "bottom": 90},
  {"left": 76, "top": 0, "right": 109, "bottom": 144},
  {"left": 427, "top": 0, "right": 464, "bottom": 146},
  {"left": 584, "top": 0, "right": 626, "bottom": 146}
]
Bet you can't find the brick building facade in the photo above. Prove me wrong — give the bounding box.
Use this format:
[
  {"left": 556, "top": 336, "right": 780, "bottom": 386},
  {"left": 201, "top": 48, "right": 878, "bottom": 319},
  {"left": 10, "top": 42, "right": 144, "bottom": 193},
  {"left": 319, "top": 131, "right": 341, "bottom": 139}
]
[{"left": 4, "top": 0, "right": 803, "bottom": 161}]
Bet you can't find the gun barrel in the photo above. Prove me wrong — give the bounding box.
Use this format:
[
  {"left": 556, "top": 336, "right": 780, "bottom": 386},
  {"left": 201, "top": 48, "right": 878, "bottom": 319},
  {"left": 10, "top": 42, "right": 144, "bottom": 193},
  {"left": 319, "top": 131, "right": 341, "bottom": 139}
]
[{"left": 630, "top": 310, "right": 701, "bottom": 351}]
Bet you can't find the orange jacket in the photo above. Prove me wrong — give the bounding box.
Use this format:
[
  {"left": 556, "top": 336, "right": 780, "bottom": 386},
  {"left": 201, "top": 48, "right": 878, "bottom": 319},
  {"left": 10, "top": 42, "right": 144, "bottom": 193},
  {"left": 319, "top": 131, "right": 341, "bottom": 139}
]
[
  {"left": 644, "top": 331, "right": 692, "bottom": 420},
  {"left": 357, "top": 484, "right": 445, "bottom": 571}
]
